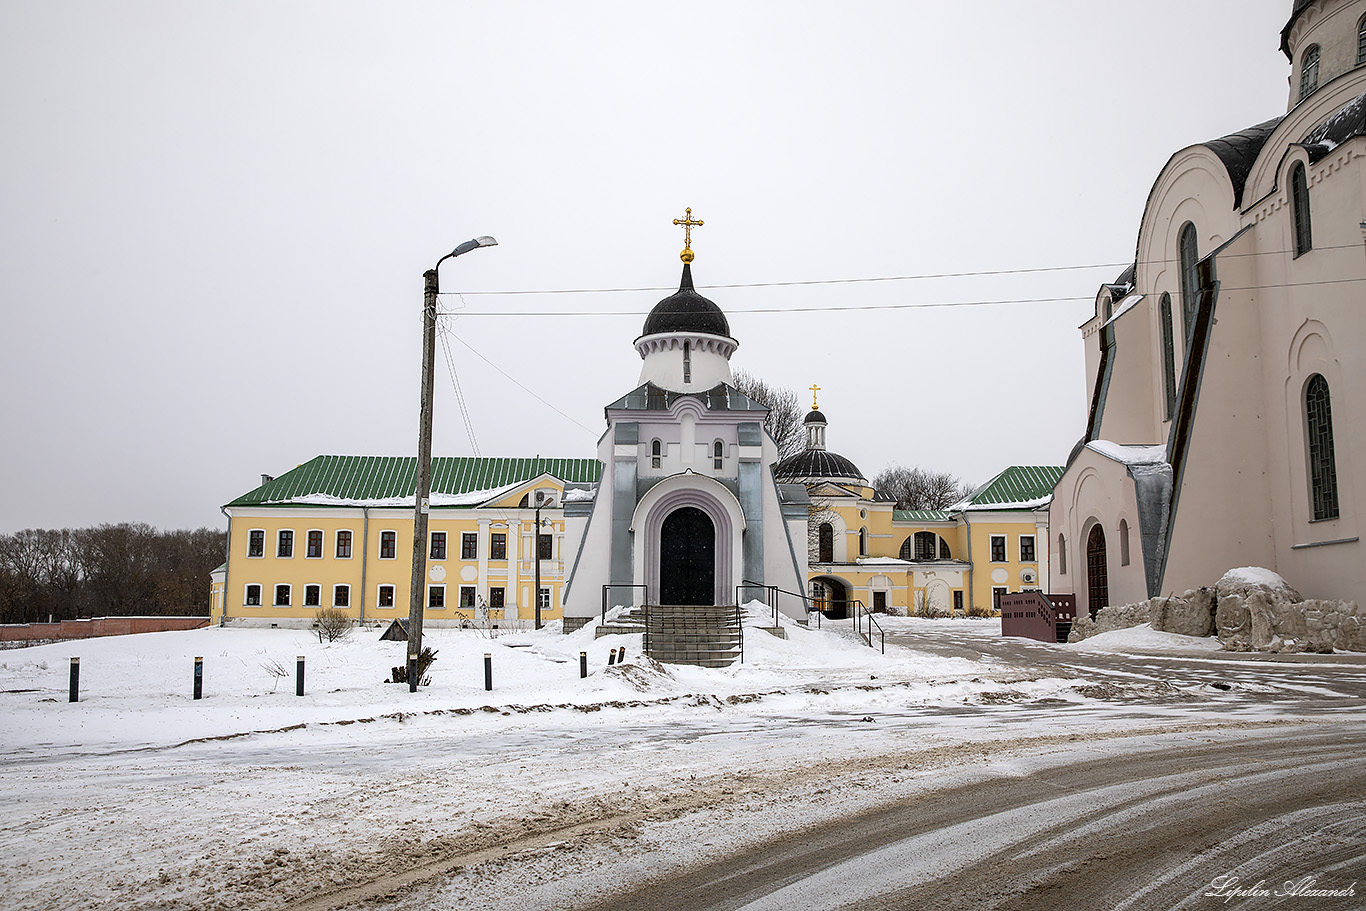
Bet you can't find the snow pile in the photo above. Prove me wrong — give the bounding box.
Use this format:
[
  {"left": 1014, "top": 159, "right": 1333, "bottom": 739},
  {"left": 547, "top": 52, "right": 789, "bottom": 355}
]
[
  {"left": 1218, "top": 566, "right": 1298, "bottom": 598},
  {"left": 1086, "top": 440, "right": 1167, "bottom": 465}
]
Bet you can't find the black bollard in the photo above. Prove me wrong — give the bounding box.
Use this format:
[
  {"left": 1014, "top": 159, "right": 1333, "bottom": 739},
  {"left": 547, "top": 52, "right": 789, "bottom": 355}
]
[
  {"left": 617, "top": 646, "right": 626, "bottom": 663},
  {"left": 607, "top": 648, "right": 617, "bottom": 666},
  {"left": 193, "top": 656, "right": 203, "bottom": 700},
  {"left": 296, "top": 655, "right": 305, "bottom": 697},
  {"left": 408, "top": 652, "right": 418, "bottom": 693},
  {"left": 580, "top": 651, "right": 588, "bottom": 679},
  {"left": 484, "top": 653, "right": 492, "bottom": 691},
  {"left": 69, "top": 657, "right": 79, "bottom": 703}
]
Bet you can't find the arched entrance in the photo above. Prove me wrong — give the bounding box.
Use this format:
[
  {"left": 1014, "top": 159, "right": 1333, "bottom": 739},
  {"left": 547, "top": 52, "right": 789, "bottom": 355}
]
[
  {"left": 811, "top": 575, "right": 850, "bottom": 619},
  {"left": 659, "top": 507, "right": 715, "bottom": 605},
  {"left": 1086, "top": 523, "right": 1108, "bottom": 619}
]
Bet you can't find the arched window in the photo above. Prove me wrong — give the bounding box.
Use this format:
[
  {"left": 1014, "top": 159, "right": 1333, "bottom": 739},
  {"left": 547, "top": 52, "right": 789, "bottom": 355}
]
[
  {"left": 899, "top": 536, "right": 914, "bottom": 560},
  {"left": 1291, "top": 162, "right": 1312, "bottom": 256},
  {"left": 1160, "top": 292, "right": 1177, "bottom": 419},
  {"left": 712, "top": 440, "right": 724, "bottom": 470},
  {"left": 1119, "top": 519, "right": 1131, "bottom": 566},
  {"left": 1086, "top": 525, "right": 1108, "bottom": 619},
  {"left": 1179, "top": 223, "right": 1199, "bottom": 342},
  {"left": 651, "top": 439, "right": 662, "bottom": 469},
  {"left": 1103, "top": 296, "right": 1113, "bottom": 322},
  {"left": 1300, "top": 45, "right": 1320, "bottom": 101},
  {"left": 1058, "top": 534, "right": 1067, "bottom": 575},
  {"left": 939, "top": 537, "right": 952, "bottom": 559},
  {"left": 682, "top": 342, "right": 691, "bottom": 384},
  {"left": 1306, "top": 374, "right": 1340, "bottom": 520},
  {"left": 1359, "top": 16, "right": 1366, "bottom": 64},
  {"left": 818, "top": 524, "right": 834, "bottom": 563},
  {"left": 858, "top": 527, "right": 868, "bottom": 557}
]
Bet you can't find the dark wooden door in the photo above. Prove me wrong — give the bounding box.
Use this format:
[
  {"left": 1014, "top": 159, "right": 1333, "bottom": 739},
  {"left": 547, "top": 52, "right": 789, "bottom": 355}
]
[
  {"left": 1086, "top": 524, "right": 1108, "bottom": 619},
  {"left": 660, "top": 507, "right": 715, "bottom": 605},
  {"left": 873, "top": 591, "right": 886, "bottom": 613}
]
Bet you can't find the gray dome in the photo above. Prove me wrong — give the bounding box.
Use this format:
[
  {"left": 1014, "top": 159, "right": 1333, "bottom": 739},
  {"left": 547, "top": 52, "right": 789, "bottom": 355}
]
[
  {"left": 804, "top": 409, "right": 827, "bottom": 425},
  {"left": 640, "top": 263, "right": 731, "bottom": 338},
  {"left": 774, "top": 449, "right": 864, "bottom": 482}
]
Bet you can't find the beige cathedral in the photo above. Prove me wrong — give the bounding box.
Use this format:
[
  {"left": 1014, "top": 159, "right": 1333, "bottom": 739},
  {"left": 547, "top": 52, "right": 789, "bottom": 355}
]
[{"left": 1050, "top": 0, "right": 1366, "bottom": 615}]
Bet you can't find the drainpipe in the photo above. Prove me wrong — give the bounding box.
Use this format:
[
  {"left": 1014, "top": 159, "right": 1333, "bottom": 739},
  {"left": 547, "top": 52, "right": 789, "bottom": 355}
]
[
  {"left": 359, "top": 507, "right": 370, "bottom": 624},
  {"left": 963, "top": 514, "right": 974, "bottom": 616},
  {"left": 219, "top": 506, "right": 232, "bottom": 628}
]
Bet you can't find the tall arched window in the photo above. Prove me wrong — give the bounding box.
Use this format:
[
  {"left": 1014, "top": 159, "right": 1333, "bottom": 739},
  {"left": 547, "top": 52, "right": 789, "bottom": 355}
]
[
  {"left": 1160, "top": 292, "right": 1177, "bottom": 419},
  {"left": 1086, "top": 524, "right": 1109, "bottom": 619},
  {"left": 1119, "top": 519, "right": 1131, "bottom": 566},
  {"left": 712, "top": 440, "right": 724, "bottom": 470},
  {"left": 1179, "top": 223, "right": 1199, "bottom": 342},
  {"left": 1300, "top": 45, "right": 1320, "bottom": 101},
  {"left": 1359, "top": 16, "right": 1366, "bottom": 64},
  {"left": 1291, "top": 162, "right": 1312, "bottom": 256},
  {"left": 682, "top": 341, "right": 691, "bottom": 384},
  {"left": 858, "top": 528, "right": 868, "bottom": 557},
  {"left": 1058, "top": 534, "right": 1067, "bottom": 575},
  {"left": 818, "top": 524, "right": 834, "bottom": 563},
  {"left": 651, "top": 439, "right": 662, "bottom": 469},
  {"left": 1306, "top": 374, "right": 1340, "bottom": 520}
]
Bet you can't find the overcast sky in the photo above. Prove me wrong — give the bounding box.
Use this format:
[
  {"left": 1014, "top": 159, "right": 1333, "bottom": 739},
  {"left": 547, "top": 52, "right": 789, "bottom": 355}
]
[{"left": 1, "top": 0, "right": 1294, "bottom": 533}]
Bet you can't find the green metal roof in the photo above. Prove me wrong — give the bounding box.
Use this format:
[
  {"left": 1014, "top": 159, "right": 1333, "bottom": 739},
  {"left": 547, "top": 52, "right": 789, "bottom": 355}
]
[
  {"left": 892, "top": 509, "right": 952, "bottom": 522},
  {"left": 226, "top": 456, "right": 602, "bottom": 509},
  {"left": 958, "top": 465, "right": 1064, "bottom": 511}
]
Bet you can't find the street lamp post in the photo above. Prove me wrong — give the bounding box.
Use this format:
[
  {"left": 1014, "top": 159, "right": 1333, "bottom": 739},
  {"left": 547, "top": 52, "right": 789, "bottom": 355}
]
[
  {"left": 408, "top": 236, "right": 497, "bottom": 691},
  {"left": 533, "top": 496, "right": 553, "bottom": 630}
]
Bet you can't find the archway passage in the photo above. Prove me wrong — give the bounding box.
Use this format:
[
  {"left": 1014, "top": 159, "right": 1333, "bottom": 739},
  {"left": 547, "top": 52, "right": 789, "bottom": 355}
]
[
  {"left": 811, "top": 576, "right": 850, "bottom": 619},
  {"left": 1086, "top": 524, "right": 1109, "bottom": 619},
  {"left": 660, "top": 507, "right": 715, "bottom": 605}
]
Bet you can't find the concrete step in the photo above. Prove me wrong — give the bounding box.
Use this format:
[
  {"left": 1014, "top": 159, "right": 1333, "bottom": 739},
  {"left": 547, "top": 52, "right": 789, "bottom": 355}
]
[{"left": 595, "top": 623, "right": 644, "bottom": 638}]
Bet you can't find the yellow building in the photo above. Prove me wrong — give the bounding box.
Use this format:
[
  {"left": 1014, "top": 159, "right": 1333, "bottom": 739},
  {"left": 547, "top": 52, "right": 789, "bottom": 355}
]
[
  {"left": 773, "top": 405, "right": 1061, "bottom": 617},
  {"left": 215, "top": 456, "right": 601, "bottom": 627}
]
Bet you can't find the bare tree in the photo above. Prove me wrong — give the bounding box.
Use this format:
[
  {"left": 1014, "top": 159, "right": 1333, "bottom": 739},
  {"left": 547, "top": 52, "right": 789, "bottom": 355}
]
[
  {"left": 731, "top": 370, "right": 805, "bottom": 460},
  {"left": 874, "top": 465, "right": 975, "bottom": 511}
]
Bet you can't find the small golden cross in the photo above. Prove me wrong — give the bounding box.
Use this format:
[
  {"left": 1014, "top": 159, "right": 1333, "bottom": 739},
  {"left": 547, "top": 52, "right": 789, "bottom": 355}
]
[
  {"left": 672, "top": 207, "right": 704, "bottom": 262},
  {"left": 809, "top": 384, "right": 821, "bottom": 410}
]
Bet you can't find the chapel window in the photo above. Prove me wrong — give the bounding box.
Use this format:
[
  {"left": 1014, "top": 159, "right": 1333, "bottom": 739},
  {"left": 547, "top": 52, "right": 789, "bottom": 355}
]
[
  {"left": 1178, "top": 223, "right": 1199, "bottom": 342},
  {"left": 683, "top": 342, "right": 691, "bottom": 384},
  {"left": 1160, "top": 292, "right": 1177, "bottom": 420},
  {"left": 858, "top": 528, "right": 868, "bottom": 557},
  {"left": 1119, "top": 519, "right": 1131, "bottom": 566},
  {"left": 1359, "top": 16, "right": 1366, "bottom": 65},
  {"left": 713, "top": 440, "right": 724, "bottom": 470},
  {"left": 1306, "top": 374, "right": 1340, "bottom": 520},
  {"left": 651, "top": 439, "right": 662, "bottom": 469},
  {"left": 818, "top": 523, "right": 834, "bottom": 563},
  {"left": 1291, "top": 162, "right": 1312, "bottom": 257},
  {"left": 1300, "top": 45, "right": 1320, "bottom": 101},
  {"left": 1058, "top": 534, "right": 1067, "bottom": 575}
]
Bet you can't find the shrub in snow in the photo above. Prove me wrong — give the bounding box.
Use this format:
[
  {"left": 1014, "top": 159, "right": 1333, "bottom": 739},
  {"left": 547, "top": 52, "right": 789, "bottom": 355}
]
[
  {"left": 388, "top": 646, "right": 438, "bottom": 686},
  {"left": 313, "top": 607, "right": 352, "bottom": 643}
]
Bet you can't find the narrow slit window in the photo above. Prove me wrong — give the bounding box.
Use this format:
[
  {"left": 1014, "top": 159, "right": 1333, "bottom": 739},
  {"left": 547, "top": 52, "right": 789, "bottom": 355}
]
[
  {"left": 713, "top": 440, "right": 723, "bottom": 470},
  {"left": 1160, "top": 292, "right": 1177, "bottom": 419},
  {"left": 1300, "top": 45, "right": 1320, "bottom": 101},
  {"left": 651, "top": 439, "right": 661, "bottom": 469},
  {"left": 1291, "top": 162, "right": 1312, "bottom": 257},
  {"left": 682, "top": 342, "right": 691, "bottom": 384},
  {"left": 1306, "top": 374, "right": 1340, "bottom": 520}
]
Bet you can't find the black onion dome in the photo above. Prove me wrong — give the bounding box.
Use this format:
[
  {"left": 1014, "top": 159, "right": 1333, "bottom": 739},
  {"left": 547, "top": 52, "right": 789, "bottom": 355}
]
[
  {"left": 804, "top": 409, "right": 827, "bottom": 424},
  {"left": 774, "top": 449, "right": 864, "bottom": 482},
  {"left": 640, "top": 263, "right": 731, "bottom": 338}
]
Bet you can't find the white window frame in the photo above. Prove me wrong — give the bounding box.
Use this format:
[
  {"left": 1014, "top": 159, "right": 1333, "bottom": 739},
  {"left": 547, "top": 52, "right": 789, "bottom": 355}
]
[
  {"left": 333, "top": 584, "right": 350, "bottom": 607},
  {"left": 427, "top": 584, "right": 446, "bottom": 610},
  {"left": 244, "top": 583, "right": 262, "bottom": 606},
  {"left": 1019, "top": 535, "right": 1036, "bottom": 564},
  {"left": 274, "top": 583, "right": 292, "bottom": 607},
  {"left": 713, "top": 439, "right": 724, "bottom": 470},
  {"left": 459, "top": 585, "right": 477, "bottom": 609},
  {"left": 277, "top": 529, "right": 295, "bottom": 559},
  {"left": 461, "top": 532, "right": 478, "bottom": 561},
  {"left": 305, "top": 528, "right": 325, "bottom": 560},
  {"left": 430, "top": 530, "right": 448, "bottom": 561},
  {"left": 538, "top": 587, "right": 552, "bottom": 611},
  {"left": 303, "top": 583, "right": 322, "bottom": 607},
  {"left": 335, "top": 529, "right": 353, "bottom": 559},
  {"left": 651, "top": 439, "right": 662, "bottom": 469},
  {"left": 247, "top": 529, "right": 266, "bottom": 559},
  {"left": 379, "top": 530, "right": 398, "bottom": 560},
  {"left": 989, "top": 534, "right": 1008, "bottom": 563},
  {"left": 377, "top": 584, "right": 395, "bottom": 608}
]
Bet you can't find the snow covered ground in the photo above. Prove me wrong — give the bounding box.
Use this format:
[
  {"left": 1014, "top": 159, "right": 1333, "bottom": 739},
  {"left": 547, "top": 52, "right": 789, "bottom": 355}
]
[{"left": 1, "top": 611, "right": 1361, "bottom": 911}]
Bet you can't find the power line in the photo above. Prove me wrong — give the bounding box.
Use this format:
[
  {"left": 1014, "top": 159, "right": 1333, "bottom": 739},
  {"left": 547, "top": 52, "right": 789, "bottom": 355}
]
[{"left": 447, "top": 333, "right": 598, "bottom": 437}]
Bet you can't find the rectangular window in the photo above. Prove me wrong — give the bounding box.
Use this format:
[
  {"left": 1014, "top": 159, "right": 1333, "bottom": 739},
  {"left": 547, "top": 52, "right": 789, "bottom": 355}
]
[
  {"left": 460, "top": 586, "right": 476, "bottom": 608},
  {"left": 461, "top": 533, "right": 477, "bottom": 560},
  {"left": 378, "top": 585, "right": 394, "bottom": 607},
  {"left": 277, "top": 530, "right": 294, "bottom": 558},
  {"left": 428, "top": 585, "right": 445, "bottom": 609},
  {"left": 1020, "top": 535, "right": 1036, "bottom": 563},
  {"left": 489, "top": 587, "right": 505, "bottom": 609},
  {"left": 304, "top": 584, "right": 321, "bottom": 606},
  {"left": 538, "top": 587, "right": 551, "bottom": 610},
  {"left": 430, "top": 531, "right": 447, "bottom": 560},
  {"left": 490, "top": 533, "right": 507, "bottom": 560},
  {"left": 333, "top": 585, "right": 349, "bottom": 607},
  {"left": 336, "top": 530, "right": 353, "bottom": 559},
  {"left": 245, "top": 584, "right": 262, "bottom": 606},
  {"left": 248, "top": 530, "right": 265, "bottom": 558},
  {"left": 275, "top": 584, "right": 291, "bottom": 606},
  {"left": 953, "top": 591, "right": 963, "bottom": 615},
  {"left": 380, "top": 531, "right": 396, "bottom": 559},
  {"left": 306, "top": 530, "right": 323, "bottom": 559},
  {"left": 990, "top": 535, "right": 1007, "bottom": 563},
  {"left": 538, "top": 533, "right": 553, "bottom": 560},
  {"left": 992, "top": 586, "right": 1008, "bottom": 610}
]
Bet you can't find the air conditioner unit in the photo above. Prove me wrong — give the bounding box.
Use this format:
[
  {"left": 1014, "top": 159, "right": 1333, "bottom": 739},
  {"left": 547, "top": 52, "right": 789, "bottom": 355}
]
[{"left": 1020, "top": 569, "right": 1037, "bottom": 585}]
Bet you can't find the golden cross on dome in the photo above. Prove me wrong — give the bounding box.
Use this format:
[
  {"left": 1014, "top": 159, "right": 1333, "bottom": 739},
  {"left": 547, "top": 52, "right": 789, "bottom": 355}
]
[
  {"left": 672, "top": 207, "right": 704, "bottom": 263},
  {"left": 810, "top": 384, "right": 821, "bottom": 410}
]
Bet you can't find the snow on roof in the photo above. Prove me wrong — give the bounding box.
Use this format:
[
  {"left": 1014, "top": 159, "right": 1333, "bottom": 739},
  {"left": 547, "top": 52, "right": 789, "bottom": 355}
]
[
  {"left": 562, "top": 487, "right": 597, "bottom": 502},
  {"left": 269, "top": 481, "right": 525, "bottom": 509},
  {"left": 1218, "top": 566, "right": 1298, "bottom": 597},
  {"left": 1086, "top": 440, "right": 1168, "bottom": 466},
  {"left": 1103, "top": 291, "right": 1144, "bottom": 326}
]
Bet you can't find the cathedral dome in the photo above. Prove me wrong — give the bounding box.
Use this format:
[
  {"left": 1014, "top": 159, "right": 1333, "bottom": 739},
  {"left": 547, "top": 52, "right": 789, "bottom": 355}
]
[
  {"left": 773, "top": 449, "right": 864, "bottom": 483},
  {"left": 804, "top": 409, "right": 827, "bottom": 425},
  {"left": 639, "top": 264, "right": 731, "bottom": 339}
]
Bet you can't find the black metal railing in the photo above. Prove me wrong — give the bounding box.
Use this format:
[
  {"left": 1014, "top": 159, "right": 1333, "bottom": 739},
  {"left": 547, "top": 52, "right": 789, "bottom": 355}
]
[
  {"left": 738, "top": 580, "right": 819, "bottom": 629},
  {"left": 854, "top": 599, "right": 885, "bottom": 653},
  {"left": 600, "top": 584, "right": 649, "bottom": 627}
]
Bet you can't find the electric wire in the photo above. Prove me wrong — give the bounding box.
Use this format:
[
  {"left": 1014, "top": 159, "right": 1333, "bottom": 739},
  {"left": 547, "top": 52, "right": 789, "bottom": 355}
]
[
  {"left": 436, "top": 319, "right": 482, "bottom": 457},
  {"left": 444, "top": 329, "right": 598, "bottom": 437}
]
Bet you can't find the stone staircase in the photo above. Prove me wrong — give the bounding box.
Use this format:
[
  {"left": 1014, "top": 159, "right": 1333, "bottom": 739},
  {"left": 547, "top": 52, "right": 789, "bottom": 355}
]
[
  {"left": 644, "top": 604, "right": 743, "bottom": 668},
  {"left": 595, "top": 607, "right": 646, "bottom": 638}
]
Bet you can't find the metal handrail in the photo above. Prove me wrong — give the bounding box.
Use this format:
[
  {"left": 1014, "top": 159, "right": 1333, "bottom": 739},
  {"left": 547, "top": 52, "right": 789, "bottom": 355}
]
[
  {"left": 738, "top": 580, "right": 818, "bottom": 628},
  {"left": 853, "top": 599, "right": 885, "bottom": 653},
  {"left": 736, "top": 602, "right": 744, "bottom": 664},
  {"left": 600, "top": 583, "right": 649, "bottom": 626}
]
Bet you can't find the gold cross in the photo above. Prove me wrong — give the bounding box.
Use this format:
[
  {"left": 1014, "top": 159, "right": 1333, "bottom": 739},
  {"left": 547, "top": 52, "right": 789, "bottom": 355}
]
[
  {"left": 810, "top": 384, "right": 821, "bottom": 410},
  {"left": 672, "top": 207, "right": 704, "bottom": 262}
]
